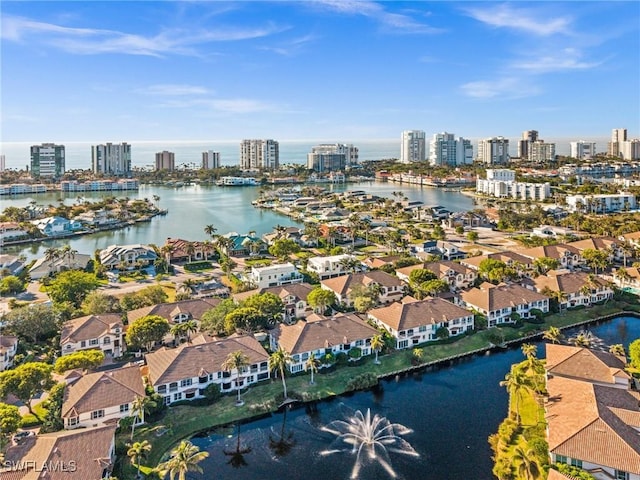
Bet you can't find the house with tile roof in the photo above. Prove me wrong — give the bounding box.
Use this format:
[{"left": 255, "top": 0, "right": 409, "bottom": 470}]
[
  {"left": 98, "top": 244, "right": 158, "bottom": 270},
  {"left": 532, "top": 270, "right": 614, "bottom": 310},
  {"left": 516, "top": 244, "right": 585, "bottom": 270},
  {"left": 460, "top": 250, "right": 535, "bottom": 274},
  {"left": 307, "top": 254, "right": 358, "bottom": 280},
  {"left": 613, "top": 266, "right": 640, "bottom": 288},
  {"left": 321, "top": 270, "right": 404, "bottom": 308},
  {"left": 619, "top": 231, "right": 640, "bottom": 248},
  {"left": 368, "top": 297, "right": 474, "bottom": 349},
  {"left": 234, "top": 283, "right": 315, "bottom": 323},
  {"left": 1, "top": 335, "right": 18, "bottom": 371},
  {"left": 0, "top": 424, "right": 117, "bottom": 480},
  {"left": 460, "top": 282, "right": 549, "bottom": 328},
  {"left": 145, "top": 335, "right": 270, "bottom": 405},
  {"left": 362, "top": 255, "right": 402, "bottom": 270},
  {"left": 396, "top": 260, "right": 477, "bottom": 290},
  {"left": 163, "top": 238, "right": 215, "bottom": 263},
  {"left": 270, "top": 313, "right": 379, "bottom": 373},
  {"left": 60, "top": 314, "right": 125, "bottom": 357},
  {"left": 28, "top": 253, "right": 91, "bottom": 280},
  {"left": 61, "top": 365, "right": 146, "bottom": 429},
  {"left": 567, "top": 236, "right": 624, "bottom": 263}
]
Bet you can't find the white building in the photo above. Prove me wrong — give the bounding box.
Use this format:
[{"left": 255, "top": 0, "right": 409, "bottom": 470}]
[
  {"left": 240, "top": 139, "right": 279, "bottom": 170},
  {"left": 0, "top": 335, "right": 18, "bottom": 371},
  {"left": 400, "top": 130, "right": 426, "bottom": 163},
  {"left": 30, "top": 143, "right": 65, "bottom": 178},
  {"left": 566, "top": 193, "right": 637, "bottom": 213},
  {"left": 0, "top": 154, "right": 5, "bottom": 171},
  {"left": 529, "top": 140, "right": 556, "bottom": 162},
  {"left": 608, "top": 128, "right": 627, "bottom": 157},
  {"left": 307, "top": 143, "right": 358, "bottom": 172},
  {"left": 307, "top": 254, "right": 357, "bottom": 280},
  {"left": 517, "top": 130, "right": 538, "bottom": 159},
  {"left": 476, "top": 169, "right": 551, "bottom": 200},
  {"left": 202, "top": 150, "right": 220, "bottom": 169},
  {"left": 248, "top": 262, "right": 304, "bottom": 289},
  {"left": 570, "top": 141, "right": 597, "bottom": 160},
  {"left": 92, "top": 142, "right": 131, "bottom": 175},
  {"left": 487, "top": 168, "right": 515, "bottom": 181},
  {"left": 620, "top": 139, "right": 640, "bottom": 160},
  {"left": 428, "top": 132, "right": 473, "bottom": 166},
  {"left": 60, "top": 314, "right": 125, "bottom": 357},
  {"left": 477, "top": 137, "right": 509, "bottom": 164}
]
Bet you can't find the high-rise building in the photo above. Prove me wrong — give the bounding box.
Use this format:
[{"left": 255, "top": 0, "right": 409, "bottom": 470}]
[
  {"left": 0, "top": 154, "right": 5, "bottom": 172},
  {"left": 620, "top": 139, "right": 640, "bottom": 160},
  {"left": 91, "top": 143, "right": 131, "bottom": 176},
  {"left": 306, "top": 143, "right": 358, "bottom": 172},
  {"left": 428, "top": 132, "right": 473, "bottom": 166},
  {"left": 529, "top": 141, "right": 556, "bottom": 163},
  {"left": 202, "top": 151, "right": 220, "bottom": 169},
  {"left": 400, "top": 130, "right": 426, "bottom": 163},
  {"left": 570, "top": 141, "right": 597, "bottom": 160},
  {"left": 155, "top": 151, "right": 175, "bottom": 171},
  {"left": 477, "top": 137, "right": 509, "bottom": 165},
  {"left": 517, "top": 130, "right": 539, "bottom": 159},
  {"left": 30, "top": 143, "right": 65, "bottom": 178},
  {"left": 240, "top": 139, "right": 279, "bottom": 170},
  {"left": 608, "top": 128, "right": 627, "bottom": 157}
]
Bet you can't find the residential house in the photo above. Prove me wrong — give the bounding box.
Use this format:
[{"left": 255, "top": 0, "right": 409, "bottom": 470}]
[
  {"left": 460, "top": 282, "right": 549, "bottom": 327},
  {"left": 368, "top": 297, "right": 474, "bottom": 349},
  {"left": 414, "top": 240, "right": 465, "bottom": 260},
  {"left": 28, "top": 253, "right": 91, "bottom": 280},
  {"left": 270, "top": 313, "right": 379, "bottom": 373},
  {"left": 532, "top": 270, "right": 614, "bottom": 310},
  {"left": 73, "top": 209, "right": 120, "bottom": 228},
  {"left": 145, "top": 334, "right": 270, "bottom": 405},
  {"left": 396, "top": 261, "right": 477, "bottom": 290},
  {"left": 247, "top": 262, "right": 304, "bottom": 289},
  {"left": 0, "top": 425, "right": 117, "bottom": 480},
  {"left": 31, "top": 216, "right": 83, "bottom": 236},
  {"left": 531, "top": 224, "right": 574, "bottom": 238},
  {"left": 0, "top": 335, "right": 18, "bottom": 371},
  {"left": 0, "top": 222, "right": 29, "bottom": 242},
  {"left": 263, "top": 226, "right": 318, "bottom": 248},
  {"left": 362, "top": 255, "right": 402, "bottom": 270},
  {"left": 99, "top": 244, "right": 158, "bottom": 270},
  {"left": 613, "top": 266, "right": 640, "bottom": 288},
  {"left": 60, "top": 314, "right": 125, "bottom": 357},
  {"left": 0, "top": 254, "right": 25, "bottom": 278},
  {"left": 619, "top": 231, "right": 640, "bottom": 248},
  {"left": 219, "top": 232, "right": 265, "bottom": 256},
  {"left": 163, "top": 238, "right": 215, "bottom": 263},
  {"left": 234, "top": 283, "right": 315, "bottom": 323},
  {"left": 307, "top": 254, "right": 357, "bottom": 280},
  {"left": 517, "top": 244, "right": 584, "bottom": 270},
  {"left": 321, "top": 270, "right": 404, "bottom": 308},
  {"left": 567, "top": 236, "right": 624, "bottom": 263},
  {"left": 61, "top": 365, "right": 146, "bottom": 429},
  {"left": 318, "top": 223, "right": 352, "bottom": 244}
]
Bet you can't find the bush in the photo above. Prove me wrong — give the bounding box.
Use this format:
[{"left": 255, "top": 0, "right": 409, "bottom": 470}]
[
  {"left": 348, "top": 347, "right": 362, "bottom": 360},
  {"left": 345, "top": 372, "right": 378, "bottom": 392},
  {"left": 184, "top": 261, "right": 213, "bottom": 272},
  {"left": 321, "top": 353, "right": 334, "bottom": 366},
  {"left": 203, "top": 383, "right": 222, "bottom": 403},
  {"left": 335, "top": 352, "right": 348, "bottom": 366}
]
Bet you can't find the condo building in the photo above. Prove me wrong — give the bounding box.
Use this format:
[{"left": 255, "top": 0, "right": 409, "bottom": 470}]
[
  {"left": 202, "top": 150, "right": 220, "bottom": 169},
  {"left": 240, "top": 139, "right": 279, "bottom": 170},
  {"left": 0, "top": 154, "right": 5, "bottom": 172},
  {"left": 477, "top": 137, "right": 509, "bottom": 165},
  {"left": 428, "top": 132, "right": 473, "bottom": 166},
  {"left": 570, "top": 141, "right": 597, "bottom": 160},
  {"left": 307, "top": 143, "right": 359, "bottom": 172},
  {"left": 30, "top": 143, "right": 65, "bottom": 178},
  {"left": 91, "top": 143, "right": 131, "bottom": 176},
  {"left": 517, "top": 130, "right": 538, "bottom": 159},
  {"left": 476, "top": 168, "right": 551, "bottom": 200},
  {"left": 608, "top": 128, "right": 627, "bottom": 157},
  {"left": 529, "top": 140, "right": 556, "bottom": 163},
  {"left": 155, "top": 151, "right": 175, "bottom": 171},
  {"left": 400, "top": 130, "right": 426, "bottom": 163}
]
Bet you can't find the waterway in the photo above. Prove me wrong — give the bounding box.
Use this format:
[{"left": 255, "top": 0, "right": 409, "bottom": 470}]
[
  {"left": 1, "top": 181, "right": 475, "bottom": 261},
  {"left": 189, "top": 316, "right": 639, "bottom": 480}
]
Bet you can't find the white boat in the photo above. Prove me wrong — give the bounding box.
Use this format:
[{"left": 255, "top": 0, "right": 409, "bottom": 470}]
[{"left": 216, "top": 176, "right": 259, "bottom": 186}]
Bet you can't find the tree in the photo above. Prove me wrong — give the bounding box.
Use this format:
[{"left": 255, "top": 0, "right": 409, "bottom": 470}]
[
  {"left": 417, "top": 279, "right": 449, "bottom": 298},
  {"left": 221, "top": 350, "right": 250, "bottom": 406},
  {"left": 466, "top": 231, "right": 479, "bottom": 243},
  {"left": 542, "top": 326, "right": 563, "bottom": 344},
  {"left": 81, "top": 291, "right": 121, "bottom": 315},
  {"left": 171, "top": 320, "right": 198, "bottom": 343},
  {"left": 581, "top": 248, "right": 608, "bottom": 274},
  {"left": 609, "top": 343, "right": 625, "bottom": 356},
  {"left": 533, "top": 257, "right": 559, "bottom": 275},
  {"left": 224, "top": 307, "right": 263, "bottom": 335},
  {"left": 127, "top": 440, "right": 152, "bottom": 480},
  {"left": 40, "top": 382, "right": 65, "bottom": 433},
  {"left": 120, "top": 285, "right": 168, "bottom": 312},
  {"left": 200, "top": 299, "right": 237, "bottom": 336},
  {"left": 204, "top": 224, "right": 217, "bottom": 239},
  {"left": 269, "top": 347, "right": 292, "bottom": 400},
  {"left": 0, "top": 275, "right": 26, "bottom": 295},
  {"left": 156, "top": 440, "right": 208, "bottom": 480},
  {"left": 46, "top": 270, "right": 99, "bottom": 308},
  {"left": 338, "top": 255, "right": 361, "bottom": 274},
  {"left": 629, "top": 338, "right": 640, "bottom": 370},
  {"left": 268, "top": 239, "right": 300, "bottom": 260},
  {"left": 130, "top": 395, "right": 156, "bottom": 441},
  {"left": 54, "top": 350, "right": 104, "bottom": 373},
  {"left": 0, "top": 403, "right": 21, "bottom": 450},
  {"left": 499, "top": 368, "right": 532, "bottom": 424},
  {"left": 126, "top": 315, "right": 170, "bottom": 352},
  {"left": 371, "top": 334, "right": 384, "bottom": 365},
  {"left": 304, "top": 352, "right": 320, "bottom": 385},
  {"left": 2, "top": 304, "right": 61, "bottom": 344},
  {"left": 512, "top": 445, "right": 542, "bottom": 480},
  {"left": 408, "top": 268, "right": 437, "bottom": 287},
  {"left": 572, "top": 330, "right": 594, "bottom": 348},
  {"left": 243, "top": 292, "right": 284, "bottom": 325},
  {"left": 307, "top": 287, "right": 336, "bottom": 315},
  {"left": 0, "top": 362, "right": 54, "bottom": 415}
]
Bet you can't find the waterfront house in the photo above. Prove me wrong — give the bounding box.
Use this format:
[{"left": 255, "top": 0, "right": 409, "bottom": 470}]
[
  {"left": 60, "top": 314, "right": 125, "bottom": 357},
  {"left": 567, "top": 236, "right": 624, "bottom": 263},
  {"left": 546, "top": 344, "right": 629, "bottom": 389},
  {"left": 219, "top": 232, "right": 266, "bottom": 257},
  {"left": 307, "top": 254, "right": 357, "bottom": 280},
  {"left": 368, "top": 297, "right": 474, "bottom": 349},
  {"left": 163, "top": 238, "right": 214, "bottom": 263},
  {"left": 0, "top": 222, "right": 29, "bottom": 242},
  {"left": 234, "top": 283, "right": 315, "bottom": 323},
  {"left": 516, "top": 244, "right": 584, "bottom": 270},
  {"left": 247, "top": 262, "right": 304, "bottom": 289},
  {"left": 31, "top": 216, "right": 83, "bottom": 236},
  {"left": 460, "top": 282, "right": 549, "bottom": 327},
  {"left": 270, "top": 312, "right": 379, "bottom": 373},
  {"left": 613, "top": 266, "right": 640, "bottom": 288},
  {"left": 321, "top": 270, "right": 404, "bottom": 308},
  {"left": 145, "top": 334, "right": 270, "bottom": 405},
  {"left": 28, "top": 252, "right": 91, "bottom": 280},
  {"left": 61, "top": 365, "right": 146, "bottom": 429},
  {"left": 99, "top": 244, "right": 158, "bottom": 270},
  {"left": 532, "top": 270, "right": 614, "bottom": 310},
  {"left": 0, "top": 254, "right": 25, "bottom": 278},
  {"left": 0, "top": 425, "right": 117, "bottom": 480},
  {"left": 73, "top": 208, "right": 120, "bottom": 228},
  {"left": 0, "top": 335, "right": 18, "bottom": 371},
  {"left": 396, "top": 261, "right": 477, "bottom": 290}
]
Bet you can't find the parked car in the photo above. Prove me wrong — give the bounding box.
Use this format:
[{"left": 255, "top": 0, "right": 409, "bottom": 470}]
[{"left": 12, "top": 430, "right": 34, "bottom": 444}]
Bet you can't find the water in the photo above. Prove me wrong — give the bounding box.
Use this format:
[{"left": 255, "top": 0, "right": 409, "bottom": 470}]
[
  {"left": 1, "top": 182, "right": 475, "bottom": 261},
  {"left": 189, "top": 316, "right": 640, "bottom": 480}
]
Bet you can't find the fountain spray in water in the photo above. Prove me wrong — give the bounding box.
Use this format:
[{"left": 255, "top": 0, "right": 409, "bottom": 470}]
[{"left": 320, "top": 408, "right": 419, "bottom": 479}]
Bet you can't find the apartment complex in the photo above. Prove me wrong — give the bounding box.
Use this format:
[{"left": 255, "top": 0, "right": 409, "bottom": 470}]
[
  {"left": 570, "top": 141, "right": 597, "bottom": 160},
  {"left": 400, "top": 130, "right": 426, "bottom": 163},
  {"left": 529, "top": 140, "right": 556, "bottom": 162},
  {"left": 155, "top": 151, "right": 175, "bottom": 171},
  {"left": 608, "top": 128, "right": 627, "bottom": 157},
  {"left": 476, "top": 169, "right": 551, "bottom": 200},
  {"left": 428, "top": 132, "right": 473, "bottom": 166},
  {"left": 30, "top": 143, "right": 65, "bottom": 178},
  {"left": 477, "top": 137, "right": 509, "bottom": 164},
  {"left": 202, "top": 150, "right": 220, "bottom": 169},
  {"left": 517, "top": 130, "right": 538, "bottom": 159},
  {"left": 240, "top": 139, "right": 279, "bottom": 170},
  {"left": 307, "top": 143, "right": 358, "bottom": 172},
  {"left": 91, "top": 142, "right": 131, "bottom": 175}
]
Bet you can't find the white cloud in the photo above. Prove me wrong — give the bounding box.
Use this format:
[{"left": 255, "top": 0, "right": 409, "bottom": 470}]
[
  {"left": 139, "top": 84, "right": 212, "bottom": 96},
  {"left": 464, "top": 4, "right": 571, "bottom": 36},
  {"left": 460, "top": 77, "right": 540, "bottom": 99},
  {"left": 512, "top": 49, "right": 601, "bottom": 73},
  {"left": 259, "top": 34, "right": 317, "bottom": 56}
]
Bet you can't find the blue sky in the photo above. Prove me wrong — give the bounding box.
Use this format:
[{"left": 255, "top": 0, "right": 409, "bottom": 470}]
[{"left": 1, "top": 1, "right": 639, "bottom": 143}]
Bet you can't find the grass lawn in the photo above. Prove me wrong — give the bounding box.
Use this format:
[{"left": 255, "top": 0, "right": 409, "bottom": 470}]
[{"left": 20, "top": 402, "right": 49, "bottom": 427}]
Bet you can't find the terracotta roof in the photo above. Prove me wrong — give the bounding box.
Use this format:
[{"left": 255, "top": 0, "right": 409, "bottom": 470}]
[
  {"left": 0, "top": 335, "right": 18, "bottom": 350},
  {"left": 258, "top": 283, "right": 314, "bottom": 303},
  {"left": 545, "top": 344, "right": 629, "bottom": 385},
  {"left": 321, "top": 270, "right": 403, "bottom": 297},
  {"left": 273, "top": 313, "right": 378, "bottom": 354},
  {"left": 0, "top": 424, "right": 116, "bottom": 480},
  {"left": 127, "top": 298, "right": 220, "bottom": 324},
  {"left": 61, "top": 365, "right": 146, "bottom": 418},
  {"left": 146, "top": 335, "right": 269, "bottom": 386},
  {"left": 460, "top": 282, "right": 548, "bottom": 312},
  {"left": 363, "top": 255, "right": 402, "bottom": 269},
  {"left": 164, "top": 238, "right": 212, "bottom": 259},
  {"left": 368, "top": 297, "right": 471, "bottom": 331},
  {"left": 60, "top": 314, "right": 122, "bottom": 344},
  {"left": 459, "top": 255, "right": 486, "bottom": 270},
  {"left": 422, "top": 260, "right": 471, "bottom": 277},
  {"left": 517, "top": 244, "right": 581, "bottom": 261},
  {"left": 546, "top": 375, "right": 640, "bottom": 474},
  {"left": 546, "top": 470, "right": 575, "bottom": 480},
  {"left": 567, "top": 236, "right": 620, "bottom": 252},
  {"left": 620, "top": 231, "right": 640, "bottom": 242},
  {"left": 533, "top": 270, "right": 610, "bottom": 295}
]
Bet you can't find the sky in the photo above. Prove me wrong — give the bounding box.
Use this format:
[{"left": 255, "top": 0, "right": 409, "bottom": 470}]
[{"left": 1, "top": 1, "right": 639, "bottom": 145}]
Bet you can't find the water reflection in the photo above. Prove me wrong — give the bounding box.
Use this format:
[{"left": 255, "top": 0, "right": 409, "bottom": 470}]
[
  {"left": 224, "top": 423, "right": 251, "bottom": 468},
  {"left": 269, "top": 405, "right": 296, "bottom": 459}
]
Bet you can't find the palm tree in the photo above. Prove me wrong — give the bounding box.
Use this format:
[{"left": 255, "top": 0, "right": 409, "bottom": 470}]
[
  {"left": 156, "top": 440, "right": 208, "bottom": 480},
  {"left": 338, "top": 255, "right": 360, "bottom": 274},
  {"left": 221, "top": 350, "right": 250, "bottom": 406},
  {"left": 130, "top": 395, "right": 155, "bottom": 441},
  {"left": 371, "top": 334, "right": 384, "bottom": 365},
  {"left": 304, "top": 353, "right": 320, "bottom": 385},
  {"left": 512, "top": 445, "right": 542, "bottom": 480},
  {"left": 542, "top": 326, "right": 562, "bottom": 344},
  {"left": 572, "top": 330, "right": 594, "bottom": 348},
  {"left": 184, "top": 242, "right": 196, "bottom": 263},
  {"left": 127, "top": 440, "right": 152, "bottom": 479},
  {"left": 499, "top": 368, "right": 532, "bottom": 424},
  {"left": 615, "top": 267, "right": 631, "bottom": 288},
  {"left": 44, "top": 247, "right": 60, "bottom": 268},
  {"left": 204, "top": 224, "right": 217, "bottom": 239},
  {"left": 609, "top": 343, "right": 625, "bottom": 356},
  {"left": 269, "top": 347, "right": 292, "bottom": 401},
  {"left": 181, "top": 320, "right": 198, "bottom": 343}
]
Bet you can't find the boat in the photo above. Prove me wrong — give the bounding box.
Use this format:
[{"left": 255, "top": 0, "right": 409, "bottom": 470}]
[{"left": 216, "top": 176, "right": 259, "bottom": 186}]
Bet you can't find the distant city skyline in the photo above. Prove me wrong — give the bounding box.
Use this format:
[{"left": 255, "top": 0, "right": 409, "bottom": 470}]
[{"left": 1, "top": 1, "right": 638, "bottom": 144}]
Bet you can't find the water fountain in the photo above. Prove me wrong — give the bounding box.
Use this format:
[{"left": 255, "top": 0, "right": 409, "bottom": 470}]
[{"left": 320, "top": 407, "right": 419, "bottom": 479}]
